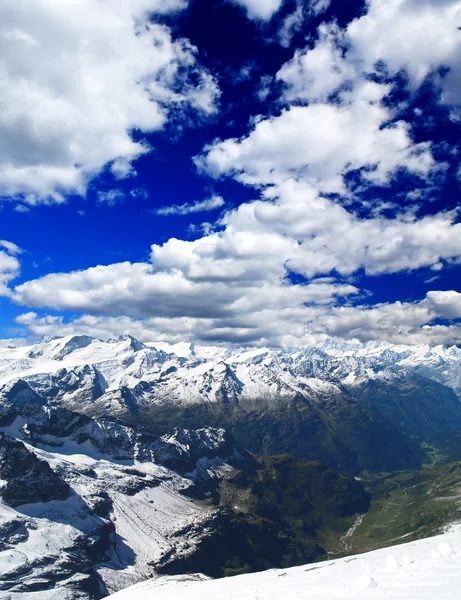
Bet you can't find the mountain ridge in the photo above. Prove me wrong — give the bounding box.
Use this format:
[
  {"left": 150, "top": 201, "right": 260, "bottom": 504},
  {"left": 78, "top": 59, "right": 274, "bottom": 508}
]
[{"left": 1, "top": 335, "right": 461, "bottom": 474}]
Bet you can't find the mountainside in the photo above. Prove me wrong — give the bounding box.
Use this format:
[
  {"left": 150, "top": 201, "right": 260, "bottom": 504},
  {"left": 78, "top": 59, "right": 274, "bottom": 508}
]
[
  {"left": 109, "top": 526, "right": 461, "bottom": 600},
  {"left": 1, "top": 336, "right": 461, "bottom": 474},
  {"left": 0, "top": 402, "right": 369, "bottom": 599}
]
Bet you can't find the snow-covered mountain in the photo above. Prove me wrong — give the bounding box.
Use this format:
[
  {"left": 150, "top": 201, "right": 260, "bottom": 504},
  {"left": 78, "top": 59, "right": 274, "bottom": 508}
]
[
  {"left": 109, "top": 525, "right": 461, "bottom": 600},
  {"left": 1, "top": 335, "right": 461, "bottom": 598},
  {"left": 1, "top": 335, "right": 461, "bottom": 474},
  {"left": 0, "top": 402, "right": 248, "bottom": 599},
  {"left": 0, "top": 400, "right": 371, "bottom": 599},
  {"left": 1, "top": 335, "right": 460, "bottom": 408}
]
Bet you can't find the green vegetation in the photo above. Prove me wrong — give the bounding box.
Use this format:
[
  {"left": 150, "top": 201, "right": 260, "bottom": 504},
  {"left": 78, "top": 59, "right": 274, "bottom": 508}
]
[
  {"left": 126, "top": 386, "right": 461, "bottom": 571},
  {"left": 131, "top": 397, "right": 423, "bottom": 475},
  {"left": 158, "top": 454, "right": 370, "bottom": 578},
  {"left": 322, "top": 463, "right": 461, "bottom": 558}
]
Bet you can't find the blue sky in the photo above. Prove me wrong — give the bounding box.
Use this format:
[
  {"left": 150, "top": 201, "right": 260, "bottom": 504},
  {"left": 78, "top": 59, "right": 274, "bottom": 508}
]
[{"left": 0, "top": 0, "right": 461, "bottom": 346}]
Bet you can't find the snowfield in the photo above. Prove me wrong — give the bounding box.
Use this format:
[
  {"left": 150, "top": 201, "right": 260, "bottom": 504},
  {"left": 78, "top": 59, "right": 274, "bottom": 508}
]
[{"left": 110, "top": 526, "right": 461, "bottom": 599}]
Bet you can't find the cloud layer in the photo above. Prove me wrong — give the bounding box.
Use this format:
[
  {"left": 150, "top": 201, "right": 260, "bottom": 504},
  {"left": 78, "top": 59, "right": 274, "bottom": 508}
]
[
  {"left": 13, "top": 289, "right": 461, "bottom": 347},
  {"left": 4, "top": 0, "right": 461, "bottom": 347},
  {"left": 10, "top": 180, "right": 461, "bottom": 345}
]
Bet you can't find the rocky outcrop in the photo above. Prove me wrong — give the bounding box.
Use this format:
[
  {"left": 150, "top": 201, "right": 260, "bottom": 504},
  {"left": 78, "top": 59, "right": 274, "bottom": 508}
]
[{"left": 0, "top": 432, "right": 71, "bottom": 507}]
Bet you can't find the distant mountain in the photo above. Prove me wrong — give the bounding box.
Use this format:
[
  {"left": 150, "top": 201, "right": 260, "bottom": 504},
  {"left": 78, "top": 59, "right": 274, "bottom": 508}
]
[
  {"left": 1, "top": 336, "right": 461, "bottom": 474},
  {"left": 2, "top": 336, "right": 461, "bottom": 474}
]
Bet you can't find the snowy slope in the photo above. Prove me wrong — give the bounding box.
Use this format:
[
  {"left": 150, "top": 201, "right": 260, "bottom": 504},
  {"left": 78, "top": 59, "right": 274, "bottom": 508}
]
[
  {"left": 109, "top": 526, "right": 461, "bottom": 600},
  {"left": 1, "top": 335, "right": 460, "bottom": 408},
  {"left": 0, "top": 404, "right": 247, "bottom": 599}
]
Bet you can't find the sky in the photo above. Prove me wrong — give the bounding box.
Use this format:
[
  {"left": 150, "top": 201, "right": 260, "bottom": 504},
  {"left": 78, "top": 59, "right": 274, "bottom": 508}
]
[{"left": 0, "top": 0, "right": 461, "bottom": 347}]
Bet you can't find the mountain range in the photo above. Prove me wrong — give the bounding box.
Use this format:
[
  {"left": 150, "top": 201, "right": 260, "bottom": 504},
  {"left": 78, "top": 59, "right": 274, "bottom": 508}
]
[
  {"left": 2, "top": 335, "right": 461, "bottom": 473},
  {"left": 1, "top": 335, "right": 461, "bottom": 598}
]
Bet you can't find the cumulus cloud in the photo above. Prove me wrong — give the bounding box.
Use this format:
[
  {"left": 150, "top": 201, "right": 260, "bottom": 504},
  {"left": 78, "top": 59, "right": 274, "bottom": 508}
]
[
  {"left": 278, "top": 0, "right": 461, "bottom": 104},
  {"left": 0, "top": 241, "right": 21, "bottom": 297},
  {"left": 14, "top": 311, "right": 38, "bottom": 326},
  {"left": 175, "top": 0, "right": 461, "bottom": 346},
  {"left": 0, "top": 0, "right": 219, "bottom": 204},
  {"left": 13, "top": 289, "right": 461, "bottom": 347},
  {"left": 347, "top": 0, "right": 461, "bottom": 106},
  {"left": 148, "top": 181, "right": 461, "bottom": 282},
  {"left": 425, "top": 290, "right": 461, "bottom": 320},
  {"left": 228, "top": 0, "right": 285, "bottom": 21},
  {"left": 204, "top": 0, "right": 461, "bottom": 197},
  {"left": 9, "top": 180, "right": 461, "bottom": 345},
  {"left": 198, "top": 81, "right": 434, "bottom": 193},
  {"left": 5, "top": 0, "right": 461, "bottom": 348},
  {"left": 12, "top": 258, "right": 359, "bottom": 319},
  {"left": 153, "top": 195, "right": 225, "bottom": 216},
  {"left": 277, "top": 23, "right": 355, "bottom": 103},
  {"left": 226, "top": 181, "right": 461, "bottom": 276}
]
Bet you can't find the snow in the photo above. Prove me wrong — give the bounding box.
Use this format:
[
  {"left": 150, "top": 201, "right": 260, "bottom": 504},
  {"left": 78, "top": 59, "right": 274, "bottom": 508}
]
[
  {"left": 109, "top": 525, "right": 461, "bottom": 599},
  {"left": 2, "top": 336, "right": 461, "bottom": 418},
  {"left": 0, "top": 416, "right": 221, "bottom": 598}
]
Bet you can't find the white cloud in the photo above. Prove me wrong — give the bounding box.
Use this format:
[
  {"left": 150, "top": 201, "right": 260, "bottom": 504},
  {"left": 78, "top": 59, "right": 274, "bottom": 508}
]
[
  {"left": 0, "top": 0, "right": 219, "bottom": 204},
  {"left": 277, "top": 23, "right": 355, "bottom": 103},
  {"left": 5, "top": 0, "right": 461, "bottom": 348},
  {"left": 425, "top": 290, "right": 461, "bottom": 320},
  {"left": 0, "top": 240, "right": 22, "bottom": 256},
  {"left": 97, "top": 189, "right": 126, "bottom": 206},
  {"left": 0, "top": 241, "right": 21, "bottom": 297},
  {"left": 278, "top": 3, "right": 304, "bottom": 47},
  {"left": 347, "top": 0, "right": 461, "bottom": 106},
  {"left": 15, "top": 311, "right": 38, "bottom": 326},
  {"left": 9, "top": 180, "right": 461, "bottom": 345},
  {"left": 186, "top": 0, "right": 460, "bottom": 346},
  {"left": 277, "top": 1, "right": 461, "bottom": 105},
  {"left": 110, "top": 158, "right": 137, "bottom": 180},
  {"left": 198, "top": 81, "right": 434, "bottom": 193},
  {"left": 311, "top": 0, "right": 331, "bottom": 15},
  {"left": 224, "top": 180, "right": 461, "bottom": 277},
  {"left": 304, "top": 296, "right": 461, "bottom": 346},
  {"left": 228, "top": 0, "right": 285, "bottom": 21},
  {"left": 279, "top": 0, "right": 461, "bottom": 106},
  {"left": 200, "top": 2, "right": 461, "bottom": 195},
  {"left": 153, "top": 195, "right": 225, "bottom": 216},
  {"left": 278, "top": 0, "right": 332, "bottom": 48},
  {"left": 12, "top": 258, "right": 358, "bottom": 320},
  {"left": 13, "top": 288, "right": 461, "bottom": 347}
]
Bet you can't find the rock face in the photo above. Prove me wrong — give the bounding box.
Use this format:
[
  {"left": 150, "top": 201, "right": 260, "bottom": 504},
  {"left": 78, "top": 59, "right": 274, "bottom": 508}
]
[
  {"left": 0, "top": 403, "right": 369, "bottom": 600},
  {"left": 0, "top": 432, "right": 71, "bottom": 507}
]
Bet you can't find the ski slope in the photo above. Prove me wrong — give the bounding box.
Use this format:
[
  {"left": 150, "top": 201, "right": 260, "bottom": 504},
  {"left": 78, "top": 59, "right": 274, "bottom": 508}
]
[{"left": 110, "top": 526, "right": 461, "bottom": 599}]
